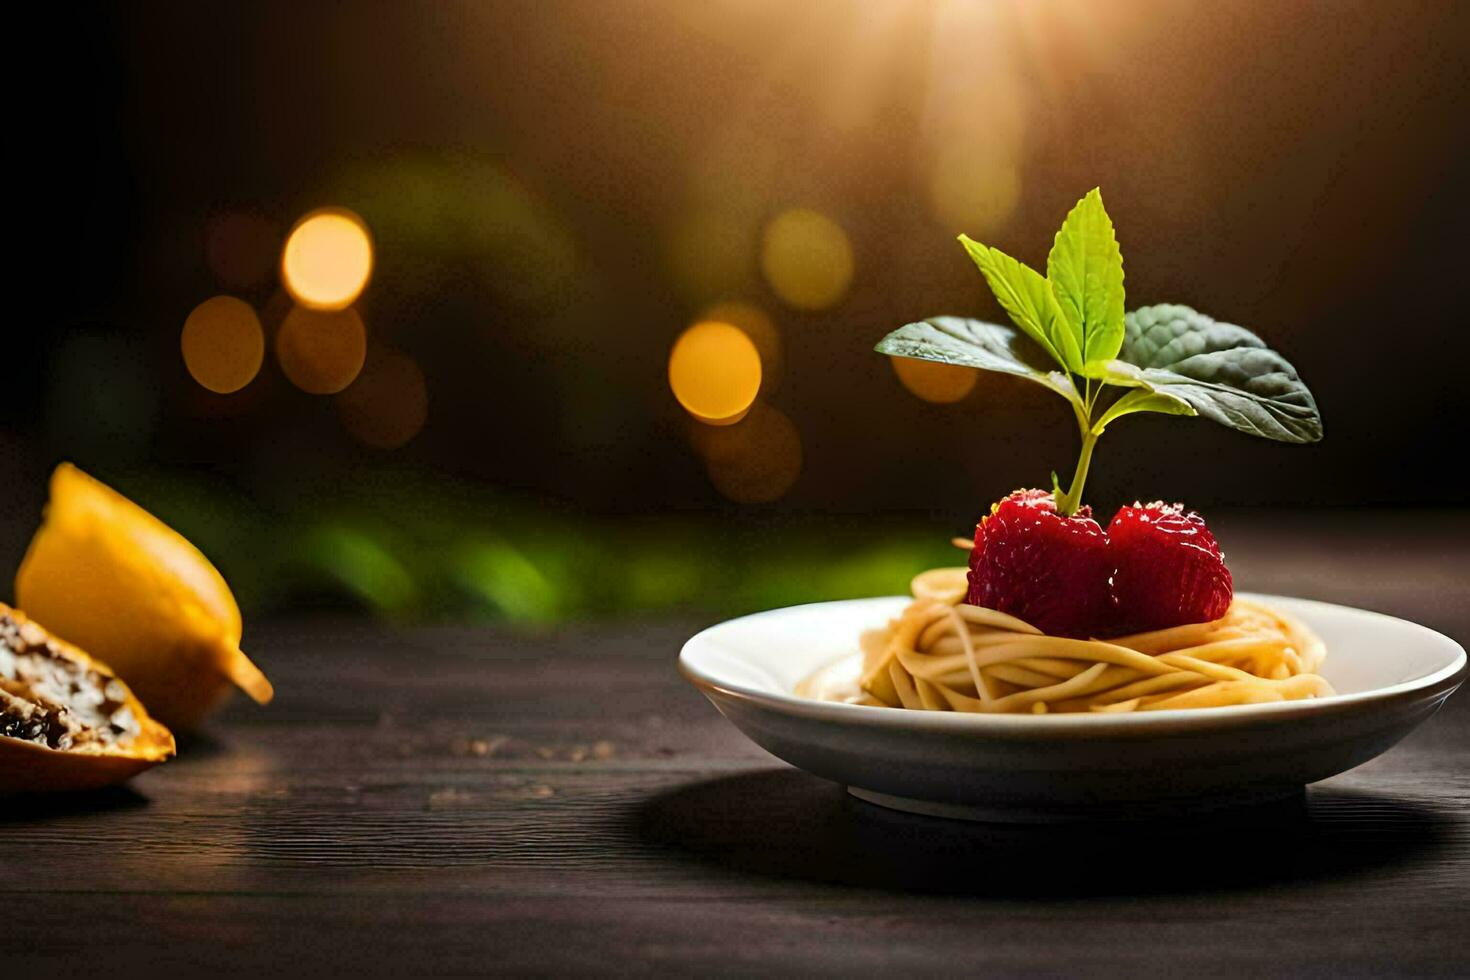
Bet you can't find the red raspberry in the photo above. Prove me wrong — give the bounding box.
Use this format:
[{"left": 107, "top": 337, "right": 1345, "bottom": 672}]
[
  {"left": 1107, "top": 502, "right": 1233, "bottom": 634},
  {"left": 966, "top": 489, "right": 1114, "bottom": 638}
]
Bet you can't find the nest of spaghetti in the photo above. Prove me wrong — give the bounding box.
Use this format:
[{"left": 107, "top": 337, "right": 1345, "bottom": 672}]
[{"left": 860, "top": 569, "right": 1332, "bottom": 714}]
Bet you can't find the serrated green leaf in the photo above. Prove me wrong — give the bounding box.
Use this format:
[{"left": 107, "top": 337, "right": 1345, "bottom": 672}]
[
  {"left": 875, "top": 316, "right": 1081, "bottom": 405},
  {"left": 1091, "top": 388, "right": 1195, "bottom": 435},
  {"left": 1048, "top": 188, "right": 1125, "bottom": 373},
  {"left": 958, "top": 236, "right": 1082, "bottom": 373},
  {"left": 1118, "top": 304, "right": 1323, "bottom": 443}
]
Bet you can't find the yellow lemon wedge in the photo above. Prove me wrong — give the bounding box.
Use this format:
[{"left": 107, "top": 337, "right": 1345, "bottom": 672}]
[{"left": 14, "top": 463, "right": 272, "bottom": 731}]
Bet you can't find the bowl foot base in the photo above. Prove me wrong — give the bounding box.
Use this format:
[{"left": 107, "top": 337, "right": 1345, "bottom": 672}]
[{"left": 847, "top": 784, "right": 1306, "bottom": 823}]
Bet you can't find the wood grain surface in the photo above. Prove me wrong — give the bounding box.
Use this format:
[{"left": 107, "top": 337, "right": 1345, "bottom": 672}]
[{"left": 4, "top": 512, "right": 1468, "bottom": 976}]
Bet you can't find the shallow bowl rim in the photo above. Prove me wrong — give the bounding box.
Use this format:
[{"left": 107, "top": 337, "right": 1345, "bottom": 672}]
[{"left": 679, "top": 592, "right": 1467, "bottom": 735}]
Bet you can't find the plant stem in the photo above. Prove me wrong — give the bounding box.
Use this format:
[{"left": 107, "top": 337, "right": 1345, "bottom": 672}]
[{"left": 1056, "top": 428, "right": 1098, "bottom": 518}]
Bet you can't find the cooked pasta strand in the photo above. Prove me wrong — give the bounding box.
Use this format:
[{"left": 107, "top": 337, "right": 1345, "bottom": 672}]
[{"left": 846, "top": 566, "right": 1333, "bottom": 714}]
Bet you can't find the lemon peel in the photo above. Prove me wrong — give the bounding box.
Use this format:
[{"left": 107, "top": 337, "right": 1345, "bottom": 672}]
[{"left": 15, "top": 464, "right": 272, "bottom": 731}]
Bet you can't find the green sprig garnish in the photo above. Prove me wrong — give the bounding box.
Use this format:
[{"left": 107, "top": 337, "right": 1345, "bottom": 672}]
[{"left": 876, "top": 188, "right": 1322, "bottom": 517}]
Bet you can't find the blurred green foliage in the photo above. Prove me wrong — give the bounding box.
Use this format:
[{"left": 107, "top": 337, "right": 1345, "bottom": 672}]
[{"left": 118, "top": 468, "right": 960, "bottom": 625}]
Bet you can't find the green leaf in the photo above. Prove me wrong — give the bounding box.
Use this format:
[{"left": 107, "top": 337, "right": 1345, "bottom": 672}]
[
  {"left": 958, "top": 236, "right": 1082, "bottom": 373},
  {"left": 875, "top": 316, "right": 1081, "bottom": 405},
  {"left": 1118, "top": 304, "right": 1323, "bottom": 443},
  {"left": 1087, "top": 359, "right": 1150, "bottom": 388},
  {"left": 1047, "top": 188, "right": 1125, "bottom": 373},
  {"left": 1091, "top": 388, "right": 1195, "bottom": 435}
]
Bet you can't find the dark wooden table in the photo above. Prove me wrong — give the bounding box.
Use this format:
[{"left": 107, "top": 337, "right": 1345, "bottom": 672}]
[{"left": 6, "top": 512, "right": 1469, "bottom": 976}]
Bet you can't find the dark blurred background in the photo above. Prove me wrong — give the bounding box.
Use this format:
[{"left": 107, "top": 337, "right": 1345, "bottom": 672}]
[{"left": 3, "top": 0, "right": 1467, "bottom": 622}]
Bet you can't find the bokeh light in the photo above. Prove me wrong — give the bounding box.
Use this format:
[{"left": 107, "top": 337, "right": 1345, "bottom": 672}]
[
  {"left": 668, "top": 321, "right": 762, "bottom": 424},
  {"left": 760, "top": 208, "right": 854, "bottom": 311},
  {"left": 698, "top": 299, "right": 781, "bottom": 392},
  {"left": 275, "top": 305, "right": 367, "bottom": 394},
  {"left": 890, "top": 355, "right": 977, "bottom": 404},
  {"left": 337, "top": 347, "right": 429, "bottom": 449},
  {"left": 181, "top": 295, "right": 265, "bottom": 394},
  {"left": 205, "top": 211, "right": 279, "bottom": 289},
  {"left": 281, "top": 208, "right": 374, "bottom": 311},
  {"left": 696, "top": 402, "right": 802, "bottom": 504}
]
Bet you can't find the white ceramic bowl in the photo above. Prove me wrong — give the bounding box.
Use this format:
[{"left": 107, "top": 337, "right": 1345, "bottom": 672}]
[{"left": 680, "top": 593, "right": 1466, "bottom": 822}]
